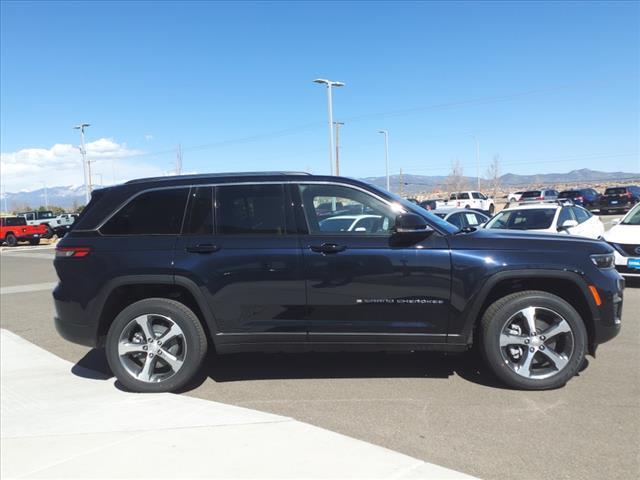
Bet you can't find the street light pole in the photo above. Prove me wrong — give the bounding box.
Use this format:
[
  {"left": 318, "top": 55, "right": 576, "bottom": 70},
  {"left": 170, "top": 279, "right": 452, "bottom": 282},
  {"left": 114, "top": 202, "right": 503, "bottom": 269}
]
[
  {"left": 378, "top": 130, "right": 390, "bottom": 191},
  {"left": 334, "top": 121, "right": 344, "bottom": 176},
  {"left": 41, "top": 181, "right": 48, "bottom": 209},
  {"left": 314, "top": 79, "right": 345, "bottom": 175},
  {"left": 471, "top": 135, "right": 480, "bottom": 190},
  {"left": 74, "top": 123, "right": 91, "bottom": 203}
]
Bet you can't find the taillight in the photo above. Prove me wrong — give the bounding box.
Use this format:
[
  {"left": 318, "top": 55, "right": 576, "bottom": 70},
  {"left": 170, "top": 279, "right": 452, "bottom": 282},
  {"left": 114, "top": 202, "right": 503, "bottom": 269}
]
[
  {"left": 537, "top": 196, "right": 543, "bottom": 200},
  {"left": 55, "top": 246, "right": 91, "bottom": 258},
  {"left": 576, "top": 196, "right": 583, "bottom": 201}
]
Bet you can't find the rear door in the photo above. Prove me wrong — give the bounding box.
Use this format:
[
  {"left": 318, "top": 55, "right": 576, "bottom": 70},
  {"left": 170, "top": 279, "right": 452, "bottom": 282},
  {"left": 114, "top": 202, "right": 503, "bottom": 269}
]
[
  {"left": 172, "top": 183, "right": 307, "bottom": 344},
  {"left": 296, "top": 182, "right": 451, "bottom": 343}
]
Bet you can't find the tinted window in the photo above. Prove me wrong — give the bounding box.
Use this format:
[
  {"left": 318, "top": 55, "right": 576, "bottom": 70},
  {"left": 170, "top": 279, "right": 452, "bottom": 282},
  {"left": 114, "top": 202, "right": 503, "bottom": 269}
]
[
  {"left": 216, "top": 184, "right": 287, "bottom": 235},
  {"left": 299, "top": 184, "right": 396, "bottom": 235},
  {"left": 559, "top": 190, "right": 580, "bottom": 199},
  {"left": 458, "top": 192, "right": 470, "bottom": 199},
  {"left": 464, "top": 212, "right": 487, "bottom": 225},
  {"left": 101, "top": 188, "right": 189, "bottom": 235},
  {"left": 605, "top": 187, "right": 627, "bottom": 195},
  {"left": 447, "top": 213, "right": 464, "bottom": 228},
  {"left": 2, "top": 217, "right": 27, "bottom": 226},
  {"left": 520, "top": 191, "right": 541, "bottom": 198},
  {"left": 557, "top": 207, "right": 574, "bottom": 226},
  {"left": 572, "top": 206, "right": 591, "bottom": 224},
  {"left": 486, "top": 208, "right": 556, "bottom": 230},
  {"left": 471, "top": 192, "right": 481, "bottom": 199},
  {"left": 183, "top": 186, "right": 214, "bottom": 235}
]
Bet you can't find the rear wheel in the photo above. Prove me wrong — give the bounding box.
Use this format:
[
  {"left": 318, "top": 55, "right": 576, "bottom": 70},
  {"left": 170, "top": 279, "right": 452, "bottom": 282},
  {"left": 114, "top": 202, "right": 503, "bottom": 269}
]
[
  {"left": 43, "top": 224, "right": 54, "bottom": 238},
  {"left": 5, "top": 233, "right": 17, "bottom": 247},
  {"left": 488, "top": 204, "right": 495, "bottom": 214},
  {"left": 105, "top": 298, "right": 208, "bottom": 393},
  {"left": 29, "top": 238, "right": 40, "bottom": 245},
  {"left": 480, "top": 290, "right": 586, "bottom": 390}
]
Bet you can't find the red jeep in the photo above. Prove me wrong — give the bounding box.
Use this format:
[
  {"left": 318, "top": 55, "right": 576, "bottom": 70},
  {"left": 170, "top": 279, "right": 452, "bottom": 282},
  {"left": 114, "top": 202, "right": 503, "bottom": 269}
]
[{"left": 0, "top": 217, "right": 48, "bottom": 246}]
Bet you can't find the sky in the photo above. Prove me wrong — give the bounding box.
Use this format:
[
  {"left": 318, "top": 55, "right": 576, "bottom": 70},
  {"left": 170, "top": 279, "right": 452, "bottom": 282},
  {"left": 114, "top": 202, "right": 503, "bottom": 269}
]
[{"left": 1, "top": 0, "right": 639, "bottom": 192}]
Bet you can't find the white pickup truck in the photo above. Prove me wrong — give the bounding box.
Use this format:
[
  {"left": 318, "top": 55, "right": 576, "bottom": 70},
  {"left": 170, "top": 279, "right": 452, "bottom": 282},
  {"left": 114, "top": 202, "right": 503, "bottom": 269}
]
[
  {"left": 18, "top": 211, "right": 75, "bottom": 238},
  {"left": 447, "top": 191, "right": 495, "bottom": 214}
]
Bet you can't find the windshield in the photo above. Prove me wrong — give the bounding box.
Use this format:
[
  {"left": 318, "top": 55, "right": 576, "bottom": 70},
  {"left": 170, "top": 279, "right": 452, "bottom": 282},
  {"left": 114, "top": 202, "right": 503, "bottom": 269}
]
[
  {"left": 38, "top": 211, "right": 55, "bottom": 219},
  {"left": 622, "top": 204, "right": 640, "bottom": 225},
  {"left": 486, "top": 208, "right": 556, "bottom": 230},
  {"left": 605, "top": 187, "right": 627, "bottom": 195},
  {"left": 364, "top": 182, "right": 459, "bottom": 234}
]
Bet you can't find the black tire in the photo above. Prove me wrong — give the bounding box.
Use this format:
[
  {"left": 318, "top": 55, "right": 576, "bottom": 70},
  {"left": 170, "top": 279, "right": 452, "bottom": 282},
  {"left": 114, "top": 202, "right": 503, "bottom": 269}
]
[
  {"left": 480, "top": 290, "right": 587, "bottom": 390},
  {"left": 601, "top": 209, "right": 609, "bottom": 215},
  {"left": 464, "top": 204, "right": 471, "bottom": 209},
  {"left": 105, "top": 298, "right": 208, "bottom": 393},
  {"left": 488, "top": 204, "right": 495, "bottom": 215},
  {"left": 5, "top": 233, "right": 18, "bottom": 247},
  {"left": 29, "top": 238, "right": 41, "bottom": 245}
]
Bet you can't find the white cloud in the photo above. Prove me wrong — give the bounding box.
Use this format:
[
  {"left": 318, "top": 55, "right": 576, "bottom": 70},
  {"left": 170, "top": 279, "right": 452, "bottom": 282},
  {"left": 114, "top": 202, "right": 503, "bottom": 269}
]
[
  {"left": 144, "top": 134, "right": 154, "bottom": 141},
  {"left": 0, "top": 138, "right": 166, "bottom": 191}
]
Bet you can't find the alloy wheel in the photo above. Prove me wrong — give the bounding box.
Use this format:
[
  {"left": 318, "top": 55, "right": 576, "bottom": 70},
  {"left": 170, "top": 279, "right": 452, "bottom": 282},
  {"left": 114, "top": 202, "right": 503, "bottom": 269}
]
[
  {"left": 499, "top": 306, "right": 574, "bottom": 380},
  {"left": 117, "top": 314, "right": 187, "bottom": 383}
]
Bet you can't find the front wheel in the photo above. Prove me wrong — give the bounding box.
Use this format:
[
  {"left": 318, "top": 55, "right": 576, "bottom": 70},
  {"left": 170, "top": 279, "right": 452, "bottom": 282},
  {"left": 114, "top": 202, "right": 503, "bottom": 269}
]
[
  {"left": 29, "top": 238, "right": 41, "bottom": 245},
  {"left": 105, "top": 298, "right": 208, "bottom": 393},
  {"left": 480, "top": 290, "right": 586, "bottom": 390},
  {"left": 488, "top": 204, "right": 495, "bottom": 214}
]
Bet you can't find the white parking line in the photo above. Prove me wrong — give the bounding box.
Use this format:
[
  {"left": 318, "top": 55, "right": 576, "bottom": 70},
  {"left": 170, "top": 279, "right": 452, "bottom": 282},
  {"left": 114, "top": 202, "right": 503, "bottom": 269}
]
[{"left": 0, "top": 282, "right": 57, "bottom": 295}]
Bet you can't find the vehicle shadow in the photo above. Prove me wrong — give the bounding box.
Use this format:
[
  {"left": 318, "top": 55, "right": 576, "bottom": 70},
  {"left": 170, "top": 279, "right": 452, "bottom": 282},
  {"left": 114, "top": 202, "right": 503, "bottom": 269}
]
[
  {"left": 71, "top": 345, "right": 591, "bottom": 393},
  {"left": 177, "top": 348, "right": 509, "bottom": 393},
  {"left": 71, "top": 348, "right": 113, "bottom": 380}
]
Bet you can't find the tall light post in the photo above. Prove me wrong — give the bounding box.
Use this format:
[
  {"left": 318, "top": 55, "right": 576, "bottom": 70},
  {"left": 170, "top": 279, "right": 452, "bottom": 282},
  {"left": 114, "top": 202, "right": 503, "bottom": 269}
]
[
  {"left": 378, "top": 130, "right": 390, "bottom": 191},
  {"left": 41, "top": 181, "right": 48, "bottom": 209},
  {"left": 334, "top": 121, "right": 344, "bottom": 176},
  {"left": 313, "top": 78, "right": 345, "bottom": 175},
  {"left": 74, "top": 123, "right": 91, "bottom": 203},
  {"left": 471, "top": 134, "right": 480, "bottom": 190}
]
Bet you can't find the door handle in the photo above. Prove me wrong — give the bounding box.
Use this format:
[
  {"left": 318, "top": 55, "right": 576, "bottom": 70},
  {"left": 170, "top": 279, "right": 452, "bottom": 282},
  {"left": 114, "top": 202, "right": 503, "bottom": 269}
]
[
  {"left": 309, "top": 243, "right": 347, "bottom": 254},
  {"left": 185, "top": 244, "right": 220, "bottom": 254}
]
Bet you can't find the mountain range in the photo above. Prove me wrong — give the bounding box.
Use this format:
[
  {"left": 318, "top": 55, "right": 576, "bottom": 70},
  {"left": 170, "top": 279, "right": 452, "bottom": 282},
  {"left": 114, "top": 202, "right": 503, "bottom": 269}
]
[{"left": 1, "top": 168, "right": 638, "bottom": 210}]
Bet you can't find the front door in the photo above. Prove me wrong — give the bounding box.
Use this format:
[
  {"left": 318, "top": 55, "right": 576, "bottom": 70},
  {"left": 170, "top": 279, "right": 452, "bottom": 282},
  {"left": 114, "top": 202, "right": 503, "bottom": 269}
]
[
  {"left": 173, "top": 183, "right": 307, "bottom": 346},
  {"left": 295, "top": 183, "right": 451, "bottom": 344}
]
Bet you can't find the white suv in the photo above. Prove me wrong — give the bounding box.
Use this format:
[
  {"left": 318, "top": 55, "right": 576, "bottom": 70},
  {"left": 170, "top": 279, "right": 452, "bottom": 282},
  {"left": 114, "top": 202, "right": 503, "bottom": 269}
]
[{"left": 448, "top": 191, "right": 495, "bottom": 214}]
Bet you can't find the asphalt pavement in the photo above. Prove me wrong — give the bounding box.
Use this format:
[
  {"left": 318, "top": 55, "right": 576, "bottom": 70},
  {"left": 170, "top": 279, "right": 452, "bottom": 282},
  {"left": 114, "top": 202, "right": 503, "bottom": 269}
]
[{"left": 1, "top": 227, "right": 638, "bottom": 480}]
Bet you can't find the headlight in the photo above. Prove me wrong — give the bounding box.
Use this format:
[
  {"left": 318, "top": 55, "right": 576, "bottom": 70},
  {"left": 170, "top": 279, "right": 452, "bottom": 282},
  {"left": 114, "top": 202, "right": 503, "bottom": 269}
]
[{"left": 590, "top": 253, "right": 615, "bottom": 269}]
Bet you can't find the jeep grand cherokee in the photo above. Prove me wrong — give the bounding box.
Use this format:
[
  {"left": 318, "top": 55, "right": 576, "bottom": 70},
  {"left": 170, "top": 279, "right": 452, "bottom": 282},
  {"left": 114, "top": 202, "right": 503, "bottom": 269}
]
[{"left": 53, "top": 172, "right": 624, "bottom": 392}]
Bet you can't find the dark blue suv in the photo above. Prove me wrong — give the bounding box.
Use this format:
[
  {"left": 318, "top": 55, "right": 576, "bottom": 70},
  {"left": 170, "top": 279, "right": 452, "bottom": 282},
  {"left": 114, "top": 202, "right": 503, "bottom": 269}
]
[
  {"left": 558, "top": 188, "right": 601, "bottom": 211},
  {"left": 54, "top": 172, "right": 624, "bottom": 392}
]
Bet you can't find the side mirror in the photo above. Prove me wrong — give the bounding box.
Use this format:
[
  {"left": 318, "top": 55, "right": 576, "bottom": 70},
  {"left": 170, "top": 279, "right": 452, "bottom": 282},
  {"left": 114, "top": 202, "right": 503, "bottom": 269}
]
[
  {"left": 395, "top": 213, "right": 433, "bottom": 234},
  {"left": 558, "top": 219, "right": 578, "bottom": 231}
]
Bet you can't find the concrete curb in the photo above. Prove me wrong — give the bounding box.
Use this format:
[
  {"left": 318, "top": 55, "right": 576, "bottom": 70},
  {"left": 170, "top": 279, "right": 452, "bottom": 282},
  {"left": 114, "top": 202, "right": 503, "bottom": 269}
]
[{"left": 0, "top": 329, "right": 476, "bottom": 479}]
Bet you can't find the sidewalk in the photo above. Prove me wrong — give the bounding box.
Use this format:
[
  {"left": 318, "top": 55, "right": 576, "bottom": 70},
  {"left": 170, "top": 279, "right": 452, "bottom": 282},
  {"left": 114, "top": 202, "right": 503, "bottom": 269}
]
[{"left": 0, "top": 329, "right": 476, "bottom": 479}]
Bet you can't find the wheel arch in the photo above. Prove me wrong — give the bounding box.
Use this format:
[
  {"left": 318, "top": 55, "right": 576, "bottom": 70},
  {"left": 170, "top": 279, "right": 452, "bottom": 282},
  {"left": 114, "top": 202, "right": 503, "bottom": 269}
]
[
  {"left": 93, "top": 275, "right": 218, "bottom": 348},
  {"left": 460, "top": 269, "right": 599, "bottom": 353}
]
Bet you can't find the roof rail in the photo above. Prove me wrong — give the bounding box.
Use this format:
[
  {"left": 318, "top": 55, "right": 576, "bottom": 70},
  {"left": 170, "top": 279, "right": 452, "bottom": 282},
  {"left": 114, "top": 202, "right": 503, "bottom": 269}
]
[{"left": 124, "top": 171, "right": 311, "bottom": 185}]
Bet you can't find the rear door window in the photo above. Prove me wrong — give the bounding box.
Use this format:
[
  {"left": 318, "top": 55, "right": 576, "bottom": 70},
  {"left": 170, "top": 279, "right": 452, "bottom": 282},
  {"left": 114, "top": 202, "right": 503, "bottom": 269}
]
[
  {"left": 557, "top": 207, "right": 575, "bottom": 226},
  {"left": 572, "top": 206, "right": 591, "bottom": 224},
  {"left": 215, "top": 184, "right": 289, "bottom": 235},
  {"left": 101, "top": 188, "right": 189, "bottom": 235}
]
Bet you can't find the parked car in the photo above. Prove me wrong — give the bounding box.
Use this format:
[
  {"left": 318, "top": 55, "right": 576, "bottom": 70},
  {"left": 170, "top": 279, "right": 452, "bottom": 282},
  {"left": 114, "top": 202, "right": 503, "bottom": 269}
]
[
  {"left": 599, "top": 186, "right": 640, "bottom": 214},
  {"left": 603, "top": 203, "right": 640, "bottom": 278},
  {"left": 484, "top": 204, "right": 605, "bottom": 239},
  {"left": 18, "top": 210, "right": 70, "bottom": 237},
  {"left": 419, "top": 199, "right": 446, "bottom": 211},
  {"left": 431, "top": 208, "right": 489, "bottom": 229},
  {"left": 54, "top": 172, "right": 622, "bottom": 393},
  {"left": 558, "top": 188, "right": 601, "bottom": 211},
  {"left": 447, "top": 191, "right": 495, "bottom": 214},
  {"left": 0, "top": 216, "right": 47, "bottom": 246},
  {"left": 517, "top": 189, "right": 559, "bottom": 205},
  {"left": 506, "top": 191, "right": 525, "bottom": 204}
]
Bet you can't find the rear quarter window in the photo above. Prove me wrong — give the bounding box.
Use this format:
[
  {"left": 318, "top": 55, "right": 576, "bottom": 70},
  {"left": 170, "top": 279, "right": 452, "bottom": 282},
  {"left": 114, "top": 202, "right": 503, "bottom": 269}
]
[{"left": 100, "top": 188, "right": 189, "bottom": 235}]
